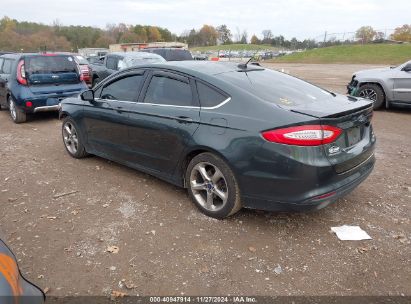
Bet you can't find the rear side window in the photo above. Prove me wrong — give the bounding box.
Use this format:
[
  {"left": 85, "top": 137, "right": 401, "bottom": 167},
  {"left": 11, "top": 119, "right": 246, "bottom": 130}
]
[
  {"left": 26, "top": 56, "right": 77, "bottom": 75},
  {"left": 196, "top": 82, "right": 228, "bottom": 107},
  {"left": 150, "top": 49, "right": 165, "bottom": 59},
  {"left": 144, "top": 75, "right": 193, "bottom": 106},
  {"left": 106, "top": 56, "right": 119, "bottom": 70},
  {"left": 100, "top": 74, "right": 144, "bottom": 101},
  {"left": 2, "top": 59, "right": 14, "bottom": 74}
]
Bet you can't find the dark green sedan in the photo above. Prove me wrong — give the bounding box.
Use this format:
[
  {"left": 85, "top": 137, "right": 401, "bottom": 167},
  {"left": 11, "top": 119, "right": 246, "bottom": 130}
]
[{"left": 59, "top": 61, "right": 375, "bottom": 219}]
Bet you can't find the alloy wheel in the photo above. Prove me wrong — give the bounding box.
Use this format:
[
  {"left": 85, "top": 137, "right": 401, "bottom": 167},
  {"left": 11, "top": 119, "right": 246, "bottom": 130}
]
[
  {"left": 62, "top": 121, "right": 79, "bottom": 155},
  {"left": 359, "top": 89, "right": 377, "bottom": 101},
  {"left": 190, "top": 162, "right": 228, "bottom": 212}
]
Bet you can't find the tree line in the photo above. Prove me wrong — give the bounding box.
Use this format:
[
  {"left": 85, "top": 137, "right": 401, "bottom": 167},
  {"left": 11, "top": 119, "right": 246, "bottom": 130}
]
[
  {"left": 0, "top": 16, "right": 175, "bottom": 52},
  {"left": 0, "top": 16, "right": 410, "bottom": 52}
]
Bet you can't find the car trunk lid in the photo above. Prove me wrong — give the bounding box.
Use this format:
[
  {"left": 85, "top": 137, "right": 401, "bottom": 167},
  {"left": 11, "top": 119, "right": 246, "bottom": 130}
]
[{"left": 281, "top": 95, "right": 375, "bottom": 174}]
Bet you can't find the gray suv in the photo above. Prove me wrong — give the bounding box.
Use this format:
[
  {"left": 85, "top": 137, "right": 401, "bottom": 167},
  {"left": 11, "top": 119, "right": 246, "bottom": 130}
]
[{"left": 347, "top": 60, "right": 411, "bottom": 109}]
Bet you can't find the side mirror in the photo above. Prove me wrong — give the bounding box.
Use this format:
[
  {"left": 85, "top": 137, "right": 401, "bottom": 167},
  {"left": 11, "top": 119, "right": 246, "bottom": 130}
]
[
  {"left": 80, "top": 90, "right": 94, "bottom": 102},
  {"left": 402, "top": 64, "right": 411, "bottom": 72}
]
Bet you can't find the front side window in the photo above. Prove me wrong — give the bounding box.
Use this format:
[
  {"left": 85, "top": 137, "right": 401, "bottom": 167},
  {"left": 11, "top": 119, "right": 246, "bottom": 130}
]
[
  {"left": 196, "top": 82, "right": 228, "bottom": 107},
  {"left": 100, "top": 74, "right": 144, "bottom": 101},
  {"left": 144, "top": 75, "right": 193, "bottom": 106},
  {"left": 0, "top": 58, "right": 4, "bottom": 73}
]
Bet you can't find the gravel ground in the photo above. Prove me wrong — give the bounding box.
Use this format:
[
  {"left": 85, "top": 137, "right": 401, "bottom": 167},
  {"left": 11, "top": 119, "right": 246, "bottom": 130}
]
[{"left": 0, "top": 63, "right": 410, "bottom": 297}]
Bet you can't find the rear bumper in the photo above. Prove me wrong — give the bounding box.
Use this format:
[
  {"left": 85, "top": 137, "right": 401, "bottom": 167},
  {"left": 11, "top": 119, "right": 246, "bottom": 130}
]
[
  {"left": 241, "top": 153, "right": 375, "bottom": 212},
  {"left": 33, "top": 104, "right": 61, "bottom": 113}
]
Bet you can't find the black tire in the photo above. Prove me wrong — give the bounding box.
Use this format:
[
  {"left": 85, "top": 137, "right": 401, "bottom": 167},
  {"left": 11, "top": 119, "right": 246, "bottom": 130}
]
[
  {"left": 357, "top": 84, "right": 385, "bottom": 109},
  {"left": 62, "top": 117, "right": 88, "bottom": 159},
  {"left": 8, "top": 97, "right": 27, "bottom": 123},
  {"left": 186, "top": 152, "right": 242, "bottom": 219},
  {"left": 92, "top": 76, "right": 100, "bottom": 88}
]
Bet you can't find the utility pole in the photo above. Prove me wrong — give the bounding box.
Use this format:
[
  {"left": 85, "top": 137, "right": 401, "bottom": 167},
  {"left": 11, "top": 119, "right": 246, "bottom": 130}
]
[{"left": 323, "top": 31, "right": 327, "bottom": 45}]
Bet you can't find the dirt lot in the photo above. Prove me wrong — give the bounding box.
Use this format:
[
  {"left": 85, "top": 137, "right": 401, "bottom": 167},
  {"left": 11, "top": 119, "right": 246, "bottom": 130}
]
[{"left": 0, "top": 63, "right": 410, "bottom": 297}]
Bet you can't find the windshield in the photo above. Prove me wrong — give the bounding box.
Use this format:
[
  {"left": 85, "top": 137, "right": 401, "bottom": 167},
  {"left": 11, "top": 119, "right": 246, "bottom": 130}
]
[
  {"left": 25, "top": 55, "right": 80, "bottom": 85},
  {"left": 218, "top": 69, "right": 333, "bottom": 107}
]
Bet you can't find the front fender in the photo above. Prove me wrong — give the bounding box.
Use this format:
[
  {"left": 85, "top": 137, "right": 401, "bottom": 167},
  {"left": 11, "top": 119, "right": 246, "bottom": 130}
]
[{"left": 356, "top": 77, "right": 393, "bottom": 101}]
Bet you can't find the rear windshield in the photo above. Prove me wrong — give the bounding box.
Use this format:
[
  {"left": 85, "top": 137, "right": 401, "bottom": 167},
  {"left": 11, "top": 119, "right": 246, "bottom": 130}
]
[
  {"left": 218, "top": 69, "right": 332, "bottom": 106},
  {"left": 167, "top": 50, "right": 193, "bottom": 61},
  {"left": 26, "top": 55, "right": 78, "bottom": 75},
  {"left": 25, "top": 55, "right": 79, "bottom": 85}
]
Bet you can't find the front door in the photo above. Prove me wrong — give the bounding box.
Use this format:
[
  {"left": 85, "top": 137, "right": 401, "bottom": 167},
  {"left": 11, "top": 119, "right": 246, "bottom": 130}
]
[
  {"left": 83, "top": 72, "right": 145, "bottom": 160},
  {"left": 393, "top": 66, "right": 411, "bottom": 103}
]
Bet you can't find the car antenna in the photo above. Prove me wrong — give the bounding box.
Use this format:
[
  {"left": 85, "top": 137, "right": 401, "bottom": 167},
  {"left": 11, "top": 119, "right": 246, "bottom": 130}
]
[{"left": 238, "top": 50, "right": 259, "bottom": 69}]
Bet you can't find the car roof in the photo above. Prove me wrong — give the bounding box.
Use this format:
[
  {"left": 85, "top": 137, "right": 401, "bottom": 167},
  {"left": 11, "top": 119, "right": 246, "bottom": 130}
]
[
  {"left": 0, "top": 53, "right": 20, "bottom": 59},
  {"left": 123, "top": 61, "right": 264, "bottom": 77},
  {"left": 0, "top": 53, "right": 77, "bottom": 60},
  {"left": 110, "top": 51, "right": 163, "bottom": 59},
  {"left": 143, "top": 48, "right": 189, "bottom": 50}
]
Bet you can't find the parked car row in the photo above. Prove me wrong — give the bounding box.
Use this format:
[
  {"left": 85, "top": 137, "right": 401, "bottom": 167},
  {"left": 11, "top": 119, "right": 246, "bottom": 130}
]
[
  {"left": 89, "top": 51, "right": 166, "bottom": 86},
  {"left": 0, "top": 48, "right": 195, "bottom": 123}
]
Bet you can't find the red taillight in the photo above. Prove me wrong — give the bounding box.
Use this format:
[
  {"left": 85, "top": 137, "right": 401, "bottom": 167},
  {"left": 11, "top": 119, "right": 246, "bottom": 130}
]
[
  {"left": 76, "top": 64, "right": 84, "bottom": 82},
  {"left": 16, "top": 60, "right": 27, "bottom": 85},
  {"left": 313, "top": 191, "right": 336, "bottom": 200},
  {"left": 261, "top": 125, "right": 342, "bottom": 146},
  {"left": 25, "top": 101, "right": 33, "bottom": 107}
]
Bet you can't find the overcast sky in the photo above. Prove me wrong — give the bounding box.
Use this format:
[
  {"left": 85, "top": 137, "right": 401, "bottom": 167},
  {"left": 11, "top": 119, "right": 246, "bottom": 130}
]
[{"left": 3, "top": 0, "right": 410, "bottom": 39}]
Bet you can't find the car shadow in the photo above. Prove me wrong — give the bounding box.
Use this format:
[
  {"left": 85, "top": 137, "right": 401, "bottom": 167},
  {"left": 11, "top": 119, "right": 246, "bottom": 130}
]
[
  {"left": 379, "top": 106, "right": 411, "bottom": 114},
  {"left": 27, "top": 111, "right": 60, "bottom": 123}
]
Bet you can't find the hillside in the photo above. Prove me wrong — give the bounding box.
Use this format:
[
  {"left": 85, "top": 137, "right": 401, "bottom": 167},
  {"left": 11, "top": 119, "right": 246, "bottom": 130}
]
[{"left": 271, "top": 44, "right": 411, "bottom": 64}]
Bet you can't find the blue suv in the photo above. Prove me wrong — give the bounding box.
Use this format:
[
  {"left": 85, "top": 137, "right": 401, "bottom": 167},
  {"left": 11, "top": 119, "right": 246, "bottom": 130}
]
[{"left": 0, "top": 53, "right": 88, "bottom": 123}]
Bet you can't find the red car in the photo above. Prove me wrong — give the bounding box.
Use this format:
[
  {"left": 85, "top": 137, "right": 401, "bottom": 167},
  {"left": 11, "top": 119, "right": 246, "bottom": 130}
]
[{"left": 73, "top": 55, "right": 92, "bottom": 86}]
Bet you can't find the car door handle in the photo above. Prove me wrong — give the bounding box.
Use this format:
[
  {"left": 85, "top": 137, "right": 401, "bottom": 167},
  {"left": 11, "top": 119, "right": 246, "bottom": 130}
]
[
  {"left": 115, "top": 106, "right": 123, "bottom": 113},
  {"left": 176, "top": 116, "right": 193, "bottom": 123}
]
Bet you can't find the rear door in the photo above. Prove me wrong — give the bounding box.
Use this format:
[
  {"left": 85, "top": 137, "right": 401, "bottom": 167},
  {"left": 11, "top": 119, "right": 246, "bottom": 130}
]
[
  {"left": 84, "top": 72, "right": 145, "bottom": 160},
  {"left": 393, "top": 66, "right": 411, "bottom": 103},
  {"left": 126, "top": 70, "right": 200, "bottom": 177}
]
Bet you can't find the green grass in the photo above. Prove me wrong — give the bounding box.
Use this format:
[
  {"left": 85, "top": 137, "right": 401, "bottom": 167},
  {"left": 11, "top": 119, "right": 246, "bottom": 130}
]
[
  {"left": 190, "top": 44, "right": 279, "bottom": 52},
  {"left": 271, "top": 44, "right": 411, "bottom": 65}
]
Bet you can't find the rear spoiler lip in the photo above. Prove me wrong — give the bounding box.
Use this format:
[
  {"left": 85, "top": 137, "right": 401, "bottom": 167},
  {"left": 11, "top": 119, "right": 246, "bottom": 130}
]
[{"left": 290, "top": 104, "right": 373, "bottom": 119}]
